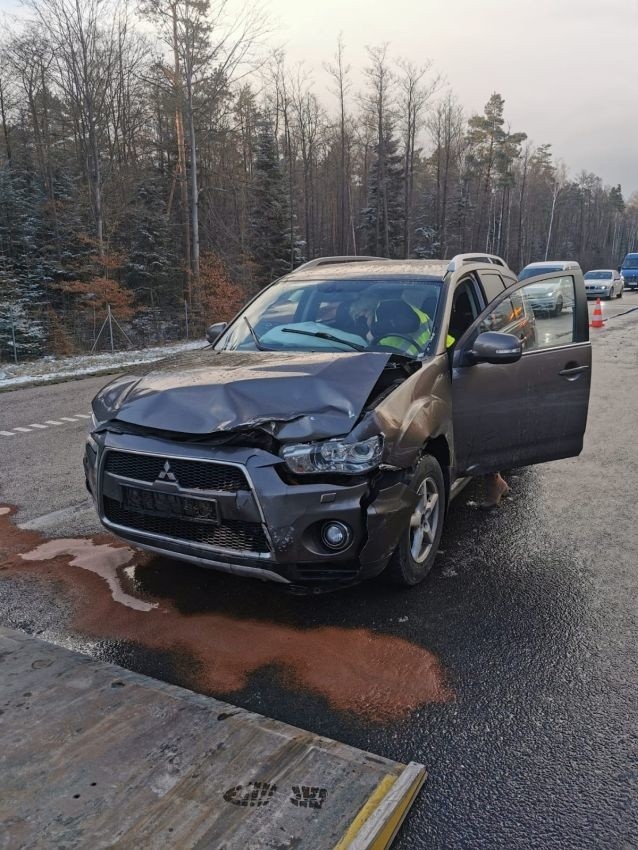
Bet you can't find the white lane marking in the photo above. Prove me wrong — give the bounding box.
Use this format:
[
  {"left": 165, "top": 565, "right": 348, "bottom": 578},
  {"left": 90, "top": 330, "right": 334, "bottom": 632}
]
[{"left": 5, "top": 412, "right": 91, "bottom": 435}]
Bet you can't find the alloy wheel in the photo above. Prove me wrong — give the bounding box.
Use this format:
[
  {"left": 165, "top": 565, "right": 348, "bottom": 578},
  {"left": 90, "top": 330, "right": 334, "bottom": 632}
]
[{"left": 409, "top": 477, "right": 441, "bottom": 564}]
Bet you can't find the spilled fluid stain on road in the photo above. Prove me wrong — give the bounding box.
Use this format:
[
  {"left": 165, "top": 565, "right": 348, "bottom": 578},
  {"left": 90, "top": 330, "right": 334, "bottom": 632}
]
[
  {"left": 0, "top": 505, "right": 453, "bottom": 722},
  {"left": 20, "top": 539, "right": 158, "bottom": 612}
]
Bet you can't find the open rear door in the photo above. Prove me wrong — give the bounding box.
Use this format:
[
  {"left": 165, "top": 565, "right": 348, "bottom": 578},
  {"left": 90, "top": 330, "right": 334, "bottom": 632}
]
[{"left": 452, "top": 270, "right": 591, "bottom": 476}]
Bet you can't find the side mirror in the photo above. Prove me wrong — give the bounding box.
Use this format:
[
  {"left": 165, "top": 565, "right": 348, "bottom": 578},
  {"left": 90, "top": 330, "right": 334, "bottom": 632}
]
[
  {"left": 206, "top": 322, "right": 227, "bottom": 345},
  {"left": 469, "top": 331, "right": 522, "bottom": 365}
]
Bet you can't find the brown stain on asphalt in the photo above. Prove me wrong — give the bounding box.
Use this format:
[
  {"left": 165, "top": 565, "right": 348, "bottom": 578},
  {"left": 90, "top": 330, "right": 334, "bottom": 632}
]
[{"left": 0, "top": 505, "right": 453, "bottom": 722}]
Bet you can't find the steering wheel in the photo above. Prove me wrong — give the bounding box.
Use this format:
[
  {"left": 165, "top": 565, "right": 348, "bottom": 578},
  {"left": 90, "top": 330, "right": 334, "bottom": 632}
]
[{"left": 376, "top": 333, "right": 421, "bottom": 353}]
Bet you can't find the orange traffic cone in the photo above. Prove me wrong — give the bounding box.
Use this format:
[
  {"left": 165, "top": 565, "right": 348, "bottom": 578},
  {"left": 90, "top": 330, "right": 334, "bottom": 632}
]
[{"left": 590, "top": 297, "right": 605, "bottom": 328}]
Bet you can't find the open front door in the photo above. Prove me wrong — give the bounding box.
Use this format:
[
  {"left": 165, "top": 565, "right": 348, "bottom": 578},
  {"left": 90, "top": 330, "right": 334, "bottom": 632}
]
[{"left": 452, "top": 271, "right": 591, "bottom": 476}]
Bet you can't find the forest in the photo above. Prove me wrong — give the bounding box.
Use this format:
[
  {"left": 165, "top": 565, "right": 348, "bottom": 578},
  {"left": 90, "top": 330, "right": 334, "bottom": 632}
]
[{"left": 1, "top": 0, "right": 637, "bottom": 360}]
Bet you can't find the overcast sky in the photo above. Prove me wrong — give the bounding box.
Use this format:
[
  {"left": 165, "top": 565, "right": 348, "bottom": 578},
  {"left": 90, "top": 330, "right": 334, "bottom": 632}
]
[
  {"left": 3, "top": 0, "right": 637, "bottom": 194},
  {"left": 266, "top": 0, "right": 638, "bottom": 195}
]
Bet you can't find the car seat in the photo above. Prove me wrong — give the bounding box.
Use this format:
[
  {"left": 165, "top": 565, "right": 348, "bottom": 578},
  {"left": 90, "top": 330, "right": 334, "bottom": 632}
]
[
  {"left": 371, "top": 299, "right": 420, "bottom": 340},
  {"left": 449, "top": 290, "right": 476, "bottom": 341},
  {"left": 332, "top": 302, "right": 357, "bottom": 334}
]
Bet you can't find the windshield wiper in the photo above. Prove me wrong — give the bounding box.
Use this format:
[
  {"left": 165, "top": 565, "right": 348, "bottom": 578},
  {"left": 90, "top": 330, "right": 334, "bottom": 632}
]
[
  {"left": 280, "top": 327, "right": 366, "bottom": 352},
  {"left": 244, "top": 316, "right": 270, "bottom": 351}
]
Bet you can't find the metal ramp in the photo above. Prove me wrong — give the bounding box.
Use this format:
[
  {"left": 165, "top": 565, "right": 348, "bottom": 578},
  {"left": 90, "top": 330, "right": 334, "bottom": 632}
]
[{"left": 0, "top": 627, "right": 426, "bottom": 849}]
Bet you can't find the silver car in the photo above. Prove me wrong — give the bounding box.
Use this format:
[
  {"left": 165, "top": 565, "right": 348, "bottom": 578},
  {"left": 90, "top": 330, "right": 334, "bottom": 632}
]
[{"left": 584, "top": 269, "right": 623, "bottom": 300}]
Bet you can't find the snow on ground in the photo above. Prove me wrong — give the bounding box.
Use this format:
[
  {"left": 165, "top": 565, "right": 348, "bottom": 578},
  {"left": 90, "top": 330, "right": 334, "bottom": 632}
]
[{"left": 0, "top": 340, "right": 204, "bottom": 390}]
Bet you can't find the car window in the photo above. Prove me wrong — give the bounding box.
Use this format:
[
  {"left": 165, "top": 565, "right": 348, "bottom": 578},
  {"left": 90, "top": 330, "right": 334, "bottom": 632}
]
[
  {"left": 259, "top": 290, "right": 301, "bottom": 326},
  {"left": 480, "top": 275, "right": 577, "bottom": 351},
  {"left": 518, "top": 265, "right": 562, "bottom": 281},
  {"left": 449, "top": 279, "right": 482, "bottom": 342},
  {"left": 216, "top": 277, "right": 444, "bottom": 354},
  {"left": 478, "top": 292, "right": 521, "bottom": 334},
  {"left": 479, "top": 271, "right": 506, "bottom": 303}
]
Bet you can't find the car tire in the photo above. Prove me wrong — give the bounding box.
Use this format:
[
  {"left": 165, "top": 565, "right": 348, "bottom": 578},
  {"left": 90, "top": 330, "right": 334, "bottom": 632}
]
[
  {"left": 553, "top": 296, "right": 563, "bottom": 317},
  {"left": 385, "top": 454, "right": 446, "bottom": 587},
  {"left": 617, "top": 287, "right": 623, "bottom": 299}
]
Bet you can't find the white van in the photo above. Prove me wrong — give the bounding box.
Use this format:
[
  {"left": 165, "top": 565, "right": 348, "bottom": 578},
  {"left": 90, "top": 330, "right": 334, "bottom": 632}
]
[{"left": 518, "top": 260, "right": 581, "bottom": 281}]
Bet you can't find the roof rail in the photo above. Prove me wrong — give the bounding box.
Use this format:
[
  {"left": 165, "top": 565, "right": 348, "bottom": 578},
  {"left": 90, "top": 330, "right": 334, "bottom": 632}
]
[
  {"left": 447, "top": 253, "right": 510, "bottom": 272},
  {"left": 294, "top": 255, "right": 389, "bottom": 272}
]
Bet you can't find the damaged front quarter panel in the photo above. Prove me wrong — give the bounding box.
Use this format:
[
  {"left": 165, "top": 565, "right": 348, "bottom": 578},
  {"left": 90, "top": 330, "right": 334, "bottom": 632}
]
[
  {"left": 351, "top": 355, "right": 454, "bottom": 571},
  {"left": 350, "top": 354, "right": 453, "bottom": 471}
]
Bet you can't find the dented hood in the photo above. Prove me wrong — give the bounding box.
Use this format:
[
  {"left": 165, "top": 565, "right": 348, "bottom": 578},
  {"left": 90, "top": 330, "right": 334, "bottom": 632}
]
[{"left": 93, "top": 349, "right": 393, "bottom": 441}]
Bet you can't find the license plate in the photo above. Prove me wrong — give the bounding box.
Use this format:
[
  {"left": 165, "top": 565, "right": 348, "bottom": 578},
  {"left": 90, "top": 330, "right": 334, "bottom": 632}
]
[{"left": 122, "top": 486, "right": 219, "bottom": 523}]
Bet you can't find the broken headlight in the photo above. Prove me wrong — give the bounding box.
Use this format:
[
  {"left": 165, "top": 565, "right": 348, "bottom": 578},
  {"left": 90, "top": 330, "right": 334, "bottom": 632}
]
[
  {"left": 87, "top": 411, "right": 100, "bottom": 452},
  {"left": 281, "top": 435, "right": 384, "bottom": 475}
]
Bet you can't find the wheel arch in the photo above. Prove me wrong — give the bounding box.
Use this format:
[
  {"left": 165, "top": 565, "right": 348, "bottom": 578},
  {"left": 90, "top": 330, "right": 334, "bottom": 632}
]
[{"left": 422, "top": 435, "right": 451, "bottom": 504}]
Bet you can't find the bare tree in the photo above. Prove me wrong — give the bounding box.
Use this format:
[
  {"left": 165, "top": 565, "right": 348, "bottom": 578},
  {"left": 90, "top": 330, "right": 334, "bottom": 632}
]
[
  {"left": 143, "top": 0, "right": 267, "bottom": 298},
  {"left": 361, "top": 44, "right": 397, "bottom": 256},
  {"left": 544, "top": 161, "right": 567, "bottom": 260},
  {"left": 324, "top": 35, "right": 353, "bottom": 253},
  {"left": 27, "top": 0, "right": 129, "bottom": 256},
  {"left": 397, "top": 59, "right": 439, "bottom": 256}
]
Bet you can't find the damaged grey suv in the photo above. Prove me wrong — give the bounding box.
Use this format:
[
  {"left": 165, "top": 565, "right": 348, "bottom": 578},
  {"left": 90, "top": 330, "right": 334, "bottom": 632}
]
[{"left": 85, "top": 255, "right": 591, "bottom": 589}]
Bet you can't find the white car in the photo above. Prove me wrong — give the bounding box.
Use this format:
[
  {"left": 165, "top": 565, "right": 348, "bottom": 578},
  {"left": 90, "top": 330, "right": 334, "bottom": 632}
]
[
  {"left": 584, "top": 269, "right": 623, "bottom": 300},
  {"left": 518, "top": 261, "right": 581, "bottom": 316}
]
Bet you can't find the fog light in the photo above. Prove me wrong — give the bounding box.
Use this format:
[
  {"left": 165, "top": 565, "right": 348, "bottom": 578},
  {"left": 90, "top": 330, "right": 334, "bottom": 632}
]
[{"left": 321, "top": 521, "right": 352, "bottom": 551}]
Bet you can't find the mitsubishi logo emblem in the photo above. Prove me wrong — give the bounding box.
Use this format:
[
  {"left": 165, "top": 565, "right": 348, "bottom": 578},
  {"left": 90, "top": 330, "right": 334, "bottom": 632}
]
[{"left": 157, "top": 460, "right": 178, "bottom": 483}]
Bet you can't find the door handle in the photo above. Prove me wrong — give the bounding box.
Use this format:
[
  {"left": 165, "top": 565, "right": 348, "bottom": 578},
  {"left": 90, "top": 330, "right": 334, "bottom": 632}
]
[{"left": 559, "top": 364, "right": 589, "bottom": 380}]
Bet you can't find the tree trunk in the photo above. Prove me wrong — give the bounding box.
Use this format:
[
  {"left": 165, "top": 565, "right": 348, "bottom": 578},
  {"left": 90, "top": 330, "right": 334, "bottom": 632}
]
[
  {"left": 187, "top": 92, "right": 200, "bottom": 286},
  {"left": 172, "top": 3, "right": 191, "bottom": 306},
  {"left": 0, "top": 78, "right": 12, "bottom": 165}
]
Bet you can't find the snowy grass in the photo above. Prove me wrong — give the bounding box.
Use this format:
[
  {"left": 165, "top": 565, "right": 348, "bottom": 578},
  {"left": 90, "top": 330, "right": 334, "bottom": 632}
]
[{"left": 0, "top": 340, "right": 204, "bottom": 390}]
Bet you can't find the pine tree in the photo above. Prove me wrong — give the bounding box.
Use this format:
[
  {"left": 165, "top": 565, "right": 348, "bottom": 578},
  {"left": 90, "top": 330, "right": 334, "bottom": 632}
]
[
  {"left": 360, "top": 129, "right": 405, "bottom": 258},
  {"left": 250, "top": 120, "right": 299, "bottom": 286},
  {"left": 0, "top": 167, "right": 49, "bottom": 359}
]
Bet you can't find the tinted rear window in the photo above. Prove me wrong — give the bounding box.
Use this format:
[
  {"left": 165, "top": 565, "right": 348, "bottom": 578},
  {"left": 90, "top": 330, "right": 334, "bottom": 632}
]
[{"left": 518, "top": 265, "right": 562, "bottom": 281}]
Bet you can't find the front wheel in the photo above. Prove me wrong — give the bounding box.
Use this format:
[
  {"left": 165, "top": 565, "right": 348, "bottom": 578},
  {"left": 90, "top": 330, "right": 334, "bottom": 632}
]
[{"left": 385, "top": 455, "right": 446, "bottom": 587}]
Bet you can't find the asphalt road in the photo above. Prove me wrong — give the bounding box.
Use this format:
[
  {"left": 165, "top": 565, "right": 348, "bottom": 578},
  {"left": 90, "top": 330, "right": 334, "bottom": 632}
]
[{"left": 1, "top": 295, "right": 637, "bottom": 849}]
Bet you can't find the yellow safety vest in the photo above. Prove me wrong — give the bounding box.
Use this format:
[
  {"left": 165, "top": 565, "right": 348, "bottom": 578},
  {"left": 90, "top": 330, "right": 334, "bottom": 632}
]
[{"left": 380, "top": 305, "right": 433, "bottom": 355}]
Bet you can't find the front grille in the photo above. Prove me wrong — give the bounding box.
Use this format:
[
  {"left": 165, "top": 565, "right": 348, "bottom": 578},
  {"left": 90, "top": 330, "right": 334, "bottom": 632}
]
[
  {"left": 104, "top": 451, "right": 249, "bottom": 492},
  {"left": 104, "top": 497, "right": 270, "bottom": 553}
]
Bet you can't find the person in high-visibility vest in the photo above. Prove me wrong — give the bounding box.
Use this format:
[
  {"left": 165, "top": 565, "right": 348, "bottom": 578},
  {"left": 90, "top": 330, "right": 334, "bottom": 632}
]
[
  {"left": 370, "top": 298, "right": 457, "bottom": 353},
  {"left": 371, "top": 299, "right": 432, "bottom": 354}
]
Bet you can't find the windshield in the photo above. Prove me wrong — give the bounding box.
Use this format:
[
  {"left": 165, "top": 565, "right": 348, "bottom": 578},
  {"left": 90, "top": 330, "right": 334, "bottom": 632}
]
[
  {"left": 215, "top": 277, "right": 443, "bottom": 356},
  {"left": 585, "top": 271, "right": 612, "bottom": 280},
  {"left": 622, "top": 256, "right": 638, "bottom": 269},
  {"left": 524, "top": 282, "right": 556, "bottom": 291},
  {"left": 518, "top": 265, "right": 562, "bottom": 281}
]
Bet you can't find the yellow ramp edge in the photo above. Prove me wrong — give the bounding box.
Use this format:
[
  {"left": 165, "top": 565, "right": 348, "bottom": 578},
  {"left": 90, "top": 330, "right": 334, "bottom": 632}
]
[{"left": 335, "top": 762, "right": 427, "bottom": 850}]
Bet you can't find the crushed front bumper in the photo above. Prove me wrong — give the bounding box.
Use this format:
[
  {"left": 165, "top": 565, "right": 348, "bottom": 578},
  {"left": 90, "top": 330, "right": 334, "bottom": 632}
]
[{"left": 85, "top": 432, "right": 417, "bottom": 587}]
